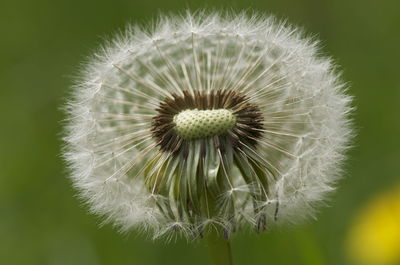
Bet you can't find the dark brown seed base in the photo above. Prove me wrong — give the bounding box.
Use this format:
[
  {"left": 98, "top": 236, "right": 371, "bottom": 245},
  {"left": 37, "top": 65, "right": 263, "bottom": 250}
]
[{"left": 151, "top": 89, "right": 264, "bottom": 154}]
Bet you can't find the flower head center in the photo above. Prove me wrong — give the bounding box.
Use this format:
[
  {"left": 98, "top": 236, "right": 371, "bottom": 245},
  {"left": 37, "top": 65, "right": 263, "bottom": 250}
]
[
  {"left": 173, "top": 109, "right": 236, "bottom": 140},
  {"left": 152, "top": 90, "right": 264, "bottom": 153}
]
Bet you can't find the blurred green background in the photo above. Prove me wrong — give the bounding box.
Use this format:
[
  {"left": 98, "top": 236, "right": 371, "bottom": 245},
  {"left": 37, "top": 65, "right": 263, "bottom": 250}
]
[{"left": 1, "top": 0, "right": 399, "bottom": 264}]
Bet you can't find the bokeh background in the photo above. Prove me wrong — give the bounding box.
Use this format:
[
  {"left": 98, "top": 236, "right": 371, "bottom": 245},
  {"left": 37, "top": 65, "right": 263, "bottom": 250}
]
[{"left": 1, "top": 0, "right": 399, "bottom": 264}]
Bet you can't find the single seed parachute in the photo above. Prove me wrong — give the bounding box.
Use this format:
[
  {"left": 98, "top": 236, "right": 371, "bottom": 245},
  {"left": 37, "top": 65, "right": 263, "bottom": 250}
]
[{"left": 63, "top": 12, "right": 353, "bottom": 239}]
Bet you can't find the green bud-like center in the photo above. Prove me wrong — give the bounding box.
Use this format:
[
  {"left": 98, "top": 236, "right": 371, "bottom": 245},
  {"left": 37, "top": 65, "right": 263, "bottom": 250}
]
[{"left": 173, "top": 109, "right": 236, "bottom": 140}]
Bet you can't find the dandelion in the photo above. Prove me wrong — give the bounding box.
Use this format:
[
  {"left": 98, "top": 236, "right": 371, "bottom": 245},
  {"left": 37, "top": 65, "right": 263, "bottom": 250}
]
[
  {"left": 63, "top": 11, "right": 353, "bottom": 264},
  {"left": 347, "top": 185, "right": 400, "bottom": 265}
]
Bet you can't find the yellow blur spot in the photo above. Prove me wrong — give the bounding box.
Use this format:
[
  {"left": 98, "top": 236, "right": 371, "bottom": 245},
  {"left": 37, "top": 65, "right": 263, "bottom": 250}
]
[{"left": 347, "top": 185, "right": 400, "bottom": 265}]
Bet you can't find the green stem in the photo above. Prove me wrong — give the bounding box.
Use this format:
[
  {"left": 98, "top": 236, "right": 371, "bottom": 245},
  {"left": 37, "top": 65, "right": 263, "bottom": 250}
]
[{"left": 205, "top": 228, "right": 234, "bottom": 265}]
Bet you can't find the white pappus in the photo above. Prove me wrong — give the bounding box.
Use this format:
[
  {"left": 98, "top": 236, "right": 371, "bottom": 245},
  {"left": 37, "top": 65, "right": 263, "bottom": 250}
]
[{"left": 63, "top": 11, "right": 353, "bottom": 239}]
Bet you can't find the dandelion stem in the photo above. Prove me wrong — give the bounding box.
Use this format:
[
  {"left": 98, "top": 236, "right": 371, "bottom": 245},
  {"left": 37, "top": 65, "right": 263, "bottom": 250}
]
[{"left": 205, "top": 228, "right": 234, "bottom": 265}]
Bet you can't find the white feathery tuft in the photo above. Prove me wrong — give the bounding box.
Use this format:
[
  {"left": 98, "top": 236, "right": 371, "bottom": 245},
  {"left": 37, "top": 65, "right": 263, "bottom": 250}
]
[{"left": 63, "top": 11, "right": 353, "bottom": 239}]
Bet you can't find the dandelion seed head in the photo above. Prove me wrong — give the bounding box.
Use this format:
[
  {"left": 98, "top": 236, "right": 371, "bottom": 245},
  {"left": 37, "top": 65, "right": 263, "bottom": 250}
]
[{"left": 63, "top": 11, "right": 353, "bottom": 239}]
